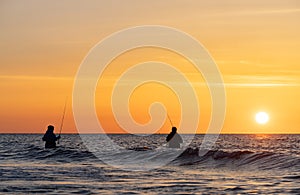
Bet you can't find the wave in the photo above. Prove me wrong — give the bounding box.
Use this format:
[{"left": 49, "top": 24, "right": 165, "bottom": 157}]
[
  {"left": 1, "top": 144, "right": 98, "bottom": 163},
  {"left": 174, "top": 148, "right": 300, "bottom": 170},
  {"left": 2, "top": 144, "right": 299, "bottom": 171}
]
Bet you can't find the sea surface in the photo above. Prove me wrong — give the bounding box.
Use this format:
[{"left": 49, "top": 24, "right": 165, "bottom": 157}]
[{"left": 0, "top": 134, "right": 299, "bottom": 194}]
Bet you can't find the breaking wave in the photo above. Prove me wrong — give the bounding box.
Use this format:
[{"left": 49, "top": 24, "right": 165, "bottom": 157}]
[{"left": 3, "top": 143, "right": 299, "bottom": 171}]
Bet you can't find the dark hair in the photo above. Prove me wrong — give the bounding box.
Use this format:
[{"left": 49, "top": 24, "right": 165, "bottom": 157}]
[
  {"left": 48, "top": 125, "right": 54, "bottom": 131},
  {"left": 172, "top": 127, "right": 177, "bottom": 132}
]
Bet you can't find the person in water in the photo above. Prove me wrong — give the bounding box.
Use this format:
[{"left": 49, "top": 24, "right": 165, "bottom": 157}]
[
  {"left": 42, "top": 125, "right": 60, "bottom": 148},
  {"left": 166, "top": 127, "right": 183, "bottom": 148}
]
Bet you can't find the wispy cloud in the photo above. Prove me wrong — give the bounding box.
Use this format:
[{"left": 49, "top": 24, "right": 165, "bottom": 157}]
[
  {"left": 0, "top": 75, "right": 72, "bottom": 81},
  {"left": 238, "top": 8, "right": 300, "bottom": 15},
  {"left": 213, "top": 8, "right": 300, "bottom": 17},
  {"left": 224, "top": 83, "right": 295, "bottom": 87},
  {"left": 222, "top": 74, "right": 300, "bottom": 87}
]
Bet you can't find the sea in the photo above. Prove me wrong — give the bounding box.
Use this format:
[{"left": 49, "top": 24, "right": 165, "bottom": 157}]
[{"left": 0, "top": 134, "right": 299, "bottom": 194}]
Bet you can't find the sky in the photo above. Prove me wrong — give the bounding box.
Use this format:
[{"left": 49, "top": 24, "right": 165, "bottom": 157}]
[{"left": 0, "top": 0, "right": 300, "bottom": 134}]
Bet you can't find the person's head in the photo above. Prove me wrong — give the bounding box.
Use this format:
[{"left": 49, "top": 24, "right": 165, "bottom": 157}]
[
  {"left": 172, "top": 127, "right": 177, "bottom": 133},
  {"left": 47, "top": 125, "right": 54, "bottom": 132}
]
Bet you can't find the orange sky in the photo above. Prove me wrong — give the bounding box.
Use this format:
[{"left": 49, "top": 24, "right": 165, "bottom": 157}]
[{"left": 1, "top": 1, "right": 300, "bottom": 134}]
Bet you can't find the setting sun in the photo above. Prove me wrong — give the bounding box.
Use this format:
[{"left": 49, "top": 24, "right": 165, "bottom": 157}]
[{"left": 255, "top": 112, "right": 269, "bottom": 125}]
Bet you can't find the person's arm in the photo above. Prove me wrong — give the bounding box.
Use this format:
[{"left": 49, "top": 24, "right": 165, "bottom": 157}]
[{"left": 166, "top": 133, "right": 172, "bottom": 142}]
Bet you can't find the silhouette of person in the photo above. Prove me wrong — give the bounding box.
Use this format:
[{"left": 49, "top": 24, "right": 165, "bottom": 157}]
[
  {"left": 166, "top": 127, "right": 183, "bottom": 148},
  {"left": 42, "top": 125, "right": 60, "bottom": 148}
]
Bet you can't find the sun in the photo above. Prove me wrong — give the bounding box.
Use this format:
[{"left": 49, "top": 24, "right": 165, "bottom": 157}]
[{"left": 255, "top": 112, "right": 269, "bottom": 125}]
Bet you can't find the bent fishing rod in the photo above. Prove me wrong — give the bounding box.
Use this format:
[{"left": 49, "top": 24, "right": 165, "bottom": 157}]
[{"left": 58, "top": 97, "right": 68, "bottom": 144}]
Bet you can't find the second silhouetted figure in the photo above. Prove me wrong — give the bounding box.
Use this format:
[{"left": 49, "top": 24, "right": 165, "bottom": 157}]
[{"left": 166, "top": 127, "right": 183, "bottom": 148}]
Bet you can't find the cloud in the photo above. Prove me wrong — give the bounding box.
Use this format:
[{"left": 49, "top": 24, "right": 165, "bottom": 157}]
[
  {"left": 0, "top": 75, "right": 72, "bottom": 81},
  {"left": 222, "top": 74, "right": 300, "bottom": 87},
  {"left": 213, "top": 8, "right": 300, "bottom": 17},
  {"left": 240, "top": 8, "right": 300, "bottom": 15}
]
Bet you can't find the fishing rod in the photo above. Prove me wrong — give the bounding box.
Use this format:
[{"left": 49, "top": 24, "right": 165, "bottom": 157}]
[
  {"left": 167, "top": 114, "right": 174, "bottom": 127},
  {"left": 58, "top": 97, "right": 68, "bottom": 144}
]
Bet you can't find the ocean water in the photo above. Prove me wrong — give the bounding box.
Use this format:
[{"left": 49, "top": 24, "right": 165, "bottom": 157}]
[{"left": 0, "top": 134, "right": 299, "bottom": 194}]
